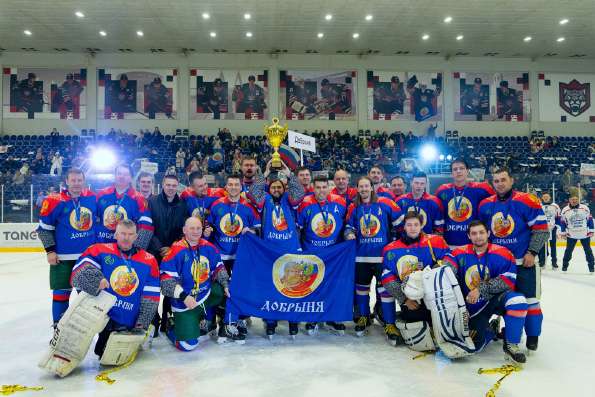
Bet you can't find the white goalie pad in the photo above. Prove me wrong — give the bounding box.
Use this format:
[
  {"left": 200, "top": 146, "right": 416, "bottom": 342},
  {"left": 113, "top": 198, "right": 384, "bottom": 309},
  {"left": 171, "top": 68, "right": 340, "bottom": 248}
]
[
  {"left": 403, "top": 270, "right": 424, "bottom": 301},
  {"left": 396, "top": 320, "right": 435, "bottom": 352},
  {"left": 99, "top": 331, "right": 147, "bottom": 366},
  {"left": 422, "top": 266, "right": 475, "bottom": 359},
  {"left": 39, "top": 291, "right": 116, "bottom": 377}
]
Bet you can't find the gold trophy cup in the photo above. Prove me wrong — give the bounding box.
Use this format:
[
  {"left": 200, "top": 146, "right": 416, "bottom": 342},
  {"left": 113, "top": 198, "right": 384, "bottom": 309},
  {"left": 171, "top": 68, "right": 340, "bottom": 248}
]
[{"left": 264, "top": 117, "right": 289, "bottom": 169}]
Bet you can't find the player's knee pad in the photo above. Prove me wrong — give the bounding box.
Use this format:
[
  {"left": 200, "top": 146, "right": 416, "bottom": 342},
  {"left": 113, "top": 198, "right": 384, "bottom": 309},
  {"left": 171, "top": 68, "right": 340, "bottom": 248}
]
[
  {"left": 422, "top": 266, "right": 475, "bottom": 358},
  {"left": 39, "top": 291, "right": 116, "bottom": 377},
  {"left": 100, "top": 330, "right": 146, "bottom": 365},
  {"left": 396, "top": 320, "right": 435, "bottom": 352}
]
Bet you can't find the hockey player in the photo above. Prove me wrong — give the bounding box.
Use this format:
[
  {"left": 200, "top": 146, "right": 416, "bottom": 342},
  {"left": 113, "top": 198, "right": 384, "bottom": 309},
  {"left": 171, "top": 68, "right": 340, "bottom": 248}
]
[
  {"left": 390, "top": 175, "right": 407, "bottom": 198},
  {"left": 538, "top": 193, "right": 560, "bottom": 269},
  {"left": 180, "top": 171, "right": 224, "bottom": 220},
  {"left": 108, "top": 74, "right": 136, "bottom": 113},
  {"left": 39, "top": 220, "right": 159, "bottom": 377},
  {"left": 38, "top": 168, "right": 97, "bottom": 326},
  {"left": 396, "top": 171, "right": 444, "bottom": 235},
  {"left": 145, "top": 77, "right": 171, "bottom": 119},
  {"left": 478, "top": 168, "right": 549, "bottom": 352},
  {"left": 368, "top": 165, "right": 397, "bottom": 201},
  {"left": 240, "top": 156, "right": 258, "bottom": 191},
  {"left": 331, "top": 169, "right": 357, "bottom": 207},
  {"left": 295, "top": 166, "right": 314, "bottom": 197},
  {"left": 435, "top": 159, "right": 494, "bottom": 248},
  {"left": 248, "top": 159, "right": 305, "bottom": 338},
  {"left": 462, "top": 77, "right": 489, "bottom": 120},
  {"left": 443, "top": 220, "right": 528, "bottom": 364},
  {"left": 297, "top": 175, "right": 347, "bottom": 334},
  {"left": 235, "top": 75, "right": 267, "bottom": 117},
  {"left": 160, "top": 217, "right": 230, "bottom": 351},
  {"left": 560, "top": 194, "right": 594, "bottom": 273},
  {"left": 96, "top": 163, "right": 153, "bottom": 249},
  {"left": 344, "top": 176, "right": 402, "bottom": 343}
]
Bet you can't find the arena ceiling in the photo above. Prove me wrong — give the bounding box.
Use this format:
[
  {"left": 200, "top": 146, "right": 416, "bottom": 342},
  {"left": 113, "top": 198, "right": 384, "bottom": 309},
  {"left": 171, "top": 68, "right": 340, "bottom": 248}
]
[{"left": 0, "top": 0, "right": 594, "bottom": 59}]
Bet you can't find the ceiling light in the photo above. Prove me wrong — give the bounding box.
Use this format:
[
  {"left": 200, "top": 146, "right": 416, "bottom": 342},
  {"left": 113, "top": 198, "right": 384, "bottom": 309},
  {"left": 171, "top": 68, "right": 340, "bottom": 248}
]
[
  {"left": 210, "top": 32, "right": 217, "bottom": 38},
  {"left": 244, "top": 13, "right": 251, "bottom": 20},
  {"left": 202, "top": 12, "right": 210, "bottom": 20},
  {"left": 456, "top": 34, "right": 464, "bottom": 41},
  {"left": 23, "top": 30, "right": 32, "bottom": 36},
  {"left": 444, "top": 16, "right": 453, "bottom": 23},
  {"left": 365, "top": 15, "right": 373, "bottom": 21},
  {"left": 246, "top": 31, "right": 253, "bottom": 38},
  {"left": 136, "top": 30, "right": 144, "bottom": 37},
  {"left": 325, "top": 14, "right": 332, "bottom": 21},
  {"left": 559, "top": 18, "right": 569, "bottom": 25},
  {"left": 422, "top": 34, "right": 430, "bottom": 40},
  {"left": 75, "top": 11, "right": 85, "bottom": 18},
  {"left": 317, "top": 32, "right": 324, "bottom": 38},
  {"left": 523, "top": 36, "right": 532, "bottom": 42},
  {"left": 99, "top": 30, "right": 107, "bottom": 37},
  {"left": 557, "top": 37, "right": 565, "bottom": 42},
  {"left": 352, "top": 33, "right": 360, "bottom": 39}
]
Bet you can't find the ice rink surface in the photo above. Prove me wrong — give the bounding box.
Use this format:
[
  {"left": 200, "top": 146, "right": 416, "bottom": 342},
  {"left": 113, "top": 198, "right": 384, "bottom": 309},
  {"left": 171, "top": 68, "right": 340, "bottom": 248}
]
[{"left": 1, "top": 250, "right": 594, "bottom": 397}]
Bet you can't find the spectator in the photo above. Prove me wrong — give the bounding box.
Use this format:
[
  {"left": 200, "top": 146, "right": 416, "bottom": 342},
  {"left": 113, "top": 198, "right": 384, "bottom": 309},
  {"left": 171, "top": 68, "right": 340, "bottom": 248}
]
[
  {"left": 175, "top": 148, "right": 186, "bottom": 170},
  {"left": 12, "top": 163, "right": 29, "bottom": 185},
  {"left": 50, "top": 151, "right": 63, "bottom": 176}
]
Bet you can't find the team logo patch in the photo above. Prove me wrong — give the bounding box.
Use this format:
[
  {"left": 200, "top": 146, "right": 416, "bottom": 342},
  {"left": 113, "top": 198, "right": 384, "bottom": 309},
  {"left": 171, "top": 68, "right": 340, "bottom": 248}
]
[
  {"left": 396, "top": 255, "right": 420, "bottom": 280},
  {"left": 69, "top": 207, "right": 93, "bottom": 231},
  {"left": 359, "top": 214, "right": 381, "bottom": 237},
  {"left": 491, "top": 211, "right": 515, "bottom": 238},
  {"left": 272, "top": 254, "right": 325, "bottom": 298},
  {"left": 105, "top": 255, "right": 114, "bottom": 265},
  {"left": 191, "top": 255, "right": 210, "bottom": 295},
  {"left": 447, "top": 197, "right": 472, "bottom": 222},
  {"left": 103, "top": 205, "right": 128, "bottom": 231},
  {"left": 310, "top": 213, "right": 336, "bottom": 238},
  {"left": 272, "top": 208, "right": 288, "bottom": 231},
  {"left": 464, "top": 265, "right": 490, "bottom": 291},
  {"left": 109, "top": 265, "right": 139, "bottom": 297},
  {"left": 219, "top": 213, "right": 243, "bottom": 236},
  {"left": 559, "top": 79, "right": 590, "bottom": 117}
]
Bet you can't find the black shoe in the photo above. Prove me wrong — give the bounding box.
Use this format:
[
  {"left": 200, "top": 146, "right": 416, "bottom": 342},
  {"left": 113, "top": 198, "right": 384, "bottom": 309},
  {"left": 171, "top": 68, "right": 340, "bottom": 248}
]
[
  {"left": 489, "top": 318, "right": 502, "bottom": 341},
  {"left": 562, "top": 266, "right": 568, "bottom": 272},
  {"left": 526, "top": 336, "right": 538, "bottom": 351},
  {"left": 289, "top": 323, "right": 299, "bottom": 336},
  {"left": 504, "top": 342, "right": 527, "bottom": 364},
  {"left": 552, "top": 263, "right": 558, "bottom": 270},
  {"left": 326, "top": 322, "right": 346, "bottom": 335},
  {"left": 237, "top": 319, "right": 248, "bottom": 336}
]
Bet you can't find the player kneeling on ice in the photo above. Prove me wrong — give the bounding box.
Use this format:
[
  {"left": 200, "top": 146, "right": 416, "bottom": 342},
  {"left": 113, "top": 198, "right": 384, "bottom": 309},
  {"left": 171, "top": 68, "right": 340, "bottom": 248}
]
[
  {"left": 443, "top": 220, "right": 528, "bottom": 364},
  {"left": 159, "top": 217, "right": 231, "bottom": 350},
  {"left": 39, "top": 220, "right": 160, "bottom": 377},
  {"left": 380, "top": 212, "right": 475, "bottom": 358}
]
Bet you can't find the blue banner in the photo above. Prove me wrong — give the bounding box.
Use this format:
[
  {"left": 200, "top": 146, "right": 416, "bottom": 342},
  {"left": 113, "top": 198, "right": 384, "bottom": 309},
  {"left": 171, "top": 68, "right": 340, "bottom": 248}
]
[{"left": 228, "top": 233, "right": 356, "bottom": 322}]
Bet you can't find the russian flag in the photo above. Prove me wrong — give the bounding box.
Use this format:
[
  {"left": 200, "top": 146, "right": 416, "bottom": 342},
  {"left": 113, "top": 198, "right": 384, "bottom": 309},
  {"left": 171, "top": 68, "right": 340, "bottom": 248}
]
[{"left": 278, "top": 144, "right": 300, "bottom": 170}]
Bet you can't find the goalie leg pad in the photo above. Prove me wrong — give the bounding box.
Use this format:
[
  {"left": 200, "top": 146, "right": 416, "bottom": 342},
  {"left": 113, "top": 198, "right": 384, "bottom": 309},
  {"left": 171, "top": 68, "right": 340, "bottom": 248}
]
[
  {"left": 99, "top": 331, "right": 147, "bottom": 366},
  {"left": 39, "top": 291, "right": 116, "bottom": 377},
  {"left": 422, "top": 266, "right": 475, "bottom": 359},
  {"left": 396, "top": 320, "right": 435, "bottom": 352}
]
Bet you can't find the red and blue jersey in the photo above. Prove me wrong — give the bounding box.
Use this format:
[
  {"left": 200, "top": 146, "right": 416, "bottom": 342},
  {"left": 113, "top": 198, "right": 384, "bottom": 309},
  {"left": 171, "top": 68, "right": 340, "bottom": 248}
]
[
  {"left": 160, "top": 238, "right": 225, "bottom": 312},
  {"left": 330, "top": 187, "right": 358, "bottom": 208},
  {"left": 381, "top": 234, "right": 450, "bottom": 286},
  {"left": 303, "top": 185, "right": 315, "bottom": 198},
  {"left": 345, "top": 197, "right": 402, "bottom": 262},
  {"left": 435, "top": 182, "right": 495, "bottom": 247},
  {"left": 206, "top": 196, "right": 261, "bottom": 259},
  {"left": 96, "top": 186, "right": 153, "bottom": 243},
  {"left": 38, "top": 189, "right": 97, "bottom": 260},
  {"left": 396, "top": 192, "right": 445, "bottom": 234},
  {"left": 478, "top": 191, "right": 548, "bottom": 260},
  {"left": 444, "top": 244, "right": 516, "bottom": 315},
  {"left": 72, "top": 243, "right": 160, "bottom": 328},
  {"left": 297, "top": 194, "right": 347, "bottom": 250},
  {"left": 180, "top": 187, "right": 224, "bottom": 220},
  {"left": 252, "top": 193, "right": 301, "bottom": 252},
  {"left": 375, "top": 186, "right": 397, "bottom": 201}
]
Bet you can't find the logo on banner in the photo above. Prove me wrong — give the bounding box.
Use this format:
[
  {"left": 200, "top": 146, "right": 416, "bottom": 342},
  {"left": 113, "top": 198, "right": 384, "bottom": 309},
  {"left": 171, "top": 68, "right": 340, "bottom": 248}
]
[
  {"left": 559, "top": 79, "right": 591, "bottom": 117},
  {"left": 272, "top": 254, "right": 325, "bottom": 298}
]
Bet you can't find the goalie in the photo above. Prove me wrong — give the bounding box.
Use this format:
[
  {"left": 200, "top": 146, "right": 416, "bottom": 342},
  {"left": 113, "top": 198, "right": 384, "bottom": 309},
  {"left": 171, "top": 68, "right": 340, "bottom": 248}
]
[
  {"left": 381, "top": 212, "right": 475, "bottom": 358},
  {"left": 39, "top": 219, "right": 160, "bottom": 377}
]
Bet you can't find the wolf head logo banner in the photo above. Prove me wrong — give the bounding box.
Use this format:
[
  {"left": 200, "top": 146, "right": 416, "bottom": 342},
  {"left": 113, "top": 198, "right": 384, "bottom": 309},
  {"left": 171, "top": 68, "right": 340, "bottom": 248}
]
[{"left": 559, "top": 79, "right": 591, "bottom": 117}]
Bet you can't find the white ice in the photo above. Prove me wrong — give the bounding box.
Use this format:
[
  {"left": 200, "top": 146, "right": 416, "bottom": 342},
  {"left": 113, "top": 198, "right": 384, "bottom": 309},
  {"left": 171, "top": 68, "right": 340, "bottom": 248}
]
[{"left": 1, "top": 250, "right": 594, "bottom": 397}]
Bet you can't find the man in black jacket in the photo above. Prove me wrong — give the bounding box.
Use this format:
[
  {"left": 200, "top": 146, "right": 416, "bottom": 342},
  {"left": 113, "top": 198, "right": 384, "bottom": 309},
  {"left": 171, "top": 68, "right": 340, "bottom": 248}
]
[{"left": 148, "top": 174, "right": 188, "bottom": 333}]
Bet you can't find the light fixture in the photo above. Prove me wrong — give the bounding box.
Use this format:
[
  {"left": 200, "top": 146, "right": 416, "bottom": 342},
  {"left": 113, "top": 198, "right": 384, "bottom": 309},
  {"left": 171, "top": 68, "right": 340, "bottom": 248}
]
[
  {"left": 422, "top": 34, "right": 430, "bottom": 40},
  {"left": 244, "top": 13, "right": 251, "bottom": 20},
  {"left": 246, "top": 31, "right": 253, "bottom": 38},
  {"left": 446, "top": 154, "right": 453, "bottom": 161},
  {"left": 317, "top": 32, "right": 324, "bottom": 38},
  {"left": 352, "top": 33, "right": 360, "bottom": 39},
  {"left": 136, "top": 30, "right": 144, "bottom": 37},
  {"left": 325, "top": 14, "right": 332, "bottom": 21},
  {"left": 559, "top": 18, "right": 569, "bottom": 25},
  {"left": 99, "top": 30, "right": 107, "bottom": 37},
  {"left": 23, "top": 30, "right": 32, "bottom": 36},
  {"left": 557, "top": 37, "right": 565, "bottom": 42},
  {"left": 75, "top": 11, "right": 85, "bottom": 18},
  {"left": 456, "top": 34, "right": 464, "bottom": 41},
  {"left": 524, "top": 36, "right": 532, "bottom": 42},
  {"left": 210, "top": 31, "right": 217, "bottom": 38},
  {"left": 202, "top": 12, "right": 210, "bottom": 20},
  {"left": 365, "top": 15, "right": 373, "bottom": 21},
  {"left": 444, "top": 16, "right": 453, "bottom": 23}
]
